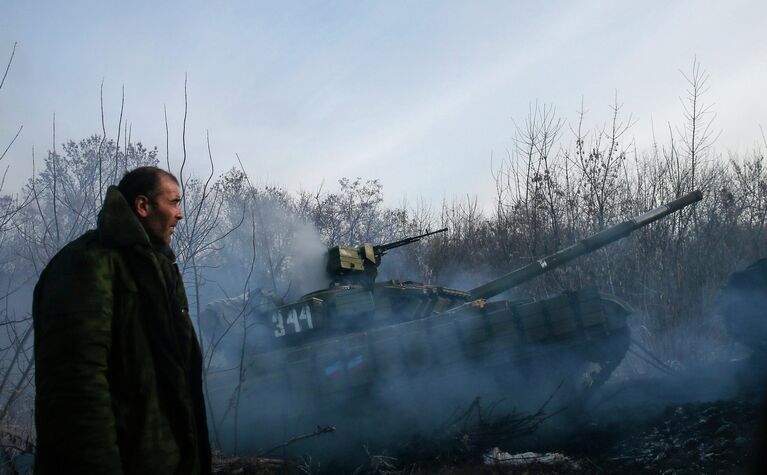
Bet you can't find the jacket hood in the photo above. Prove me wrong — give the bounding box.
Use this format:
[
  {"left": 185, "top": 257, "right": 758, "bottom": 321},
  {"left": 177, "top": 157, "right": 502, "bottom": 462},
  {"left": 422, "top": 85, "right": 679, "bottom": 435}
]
[{"left": 97, "top": 186, "right": 152, "bottom": 248}]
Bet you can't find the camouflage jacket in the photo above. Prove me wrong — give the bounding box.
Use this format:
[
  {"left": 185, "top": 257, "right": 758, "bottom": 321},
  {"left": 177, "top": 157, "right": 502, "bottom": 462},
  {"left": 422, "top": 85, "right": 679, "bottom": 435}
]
[{"left": 33, "top": 186, "right": 211, "bottom": 474}]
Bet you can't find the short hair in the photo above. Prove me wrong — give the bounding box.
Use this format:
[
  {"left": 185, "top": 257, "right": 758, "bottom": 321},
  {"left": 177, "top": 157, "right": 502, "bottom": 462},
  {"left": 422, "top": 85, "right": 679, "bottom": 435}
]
[{"left": 117, "top": 166, "right": 179, "bottom": 211}]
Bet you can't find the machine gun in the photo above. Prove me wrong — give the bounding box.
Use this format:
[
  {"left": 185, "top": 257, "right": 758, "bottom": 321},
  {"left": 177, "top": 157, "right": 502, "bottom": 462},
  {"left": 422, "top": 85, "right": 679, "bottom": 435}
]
[
  {"left": 373, "top": 227, "right": 447, "bottom": 258},
  {"left": 327, "top": 228, "right": 448, "bottom": 286}
]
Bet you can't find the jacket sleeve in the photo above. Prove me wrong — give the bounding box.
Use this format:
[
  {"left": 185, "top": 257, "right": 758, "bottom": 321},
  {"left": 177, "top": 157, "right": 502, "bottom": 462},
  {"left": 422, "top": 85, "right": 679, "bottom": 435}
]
[{"left": 33, "top": 247, "right": 123, "bottom": 474}]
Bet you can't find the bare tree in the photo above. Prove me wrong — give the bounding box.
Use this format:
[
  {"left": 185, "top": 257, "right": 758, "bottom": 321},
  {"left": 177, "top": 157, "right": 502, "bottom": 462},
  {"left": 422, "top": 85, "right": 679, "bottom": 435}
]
[{"left": 0, "top": 41, "right": 36, "bottom": 471}]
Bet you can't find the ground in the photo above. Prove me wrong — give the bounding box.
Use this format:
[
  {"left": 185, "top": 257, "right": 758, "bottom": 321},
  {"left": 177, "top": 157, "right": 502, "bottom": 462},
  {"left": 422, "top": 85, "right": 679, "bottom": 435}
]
[{"left": 212, "top": 358, "right": 766, "bottom": 474}]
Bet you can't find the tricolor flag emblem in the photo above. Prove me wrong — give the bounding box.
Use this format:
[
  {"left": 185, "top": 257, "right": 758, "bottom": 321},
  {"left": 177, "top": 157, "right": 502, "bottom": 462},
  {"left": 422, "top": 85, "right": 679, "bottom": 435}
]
[{"left": 324, "top": 354, "right": 365, "bottom": 379}]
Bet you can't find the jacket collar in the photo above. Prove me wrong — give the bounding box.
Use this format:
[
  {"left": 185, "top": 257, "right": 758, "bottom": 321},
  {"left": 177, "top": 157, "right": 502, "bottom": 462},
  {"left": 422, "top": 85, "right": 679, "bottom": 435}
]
[
  {"left": 97, "top": 186, "right": 152, "bottom": 248},
  {"left": 152, "top": 242, "right": 177, "bottom": 262}
]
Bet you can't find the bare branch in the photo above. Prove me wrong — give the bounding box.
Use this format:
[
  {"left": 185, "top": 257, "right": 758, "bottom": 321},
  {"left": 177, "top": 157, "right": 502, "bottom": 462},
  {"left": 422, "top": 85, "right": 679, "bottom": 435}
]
[{"left": 0, "top": 42, "right": 17, "bottom": 92}]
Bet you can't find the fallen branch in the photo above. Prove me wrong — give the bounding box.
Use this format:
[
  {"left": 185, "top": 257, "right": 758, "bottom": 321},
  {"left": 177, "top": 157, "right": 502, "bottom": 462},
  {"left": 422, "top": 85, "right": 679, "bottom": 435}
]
[
  {"left": 394, "top": 385, "right": 565, "bottom": 470},
  {"left": 257, "top": 425, "right": 336, "bottom": 457}
]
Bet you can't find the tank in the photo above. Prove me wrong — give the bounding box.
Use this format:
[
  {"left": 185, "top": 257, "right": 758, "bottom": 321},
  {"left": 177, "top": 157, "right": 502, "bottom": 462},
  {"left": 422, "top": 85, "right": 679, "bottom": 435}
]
[
  {"left": 205, "top": 191, "right": 703, "bottom": 460},
  {"left": 719, "top": 257, "right": 767, "bottom": 354}
]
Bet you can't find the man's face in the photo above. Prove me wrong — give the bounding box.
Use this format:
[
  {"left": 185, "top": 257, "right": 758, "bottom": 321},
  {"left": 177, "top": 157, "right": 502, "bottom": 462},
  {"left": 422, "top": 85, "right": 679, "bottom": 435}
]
[{"left": 138, "top": 176, "right": 183, "bottom": 245}]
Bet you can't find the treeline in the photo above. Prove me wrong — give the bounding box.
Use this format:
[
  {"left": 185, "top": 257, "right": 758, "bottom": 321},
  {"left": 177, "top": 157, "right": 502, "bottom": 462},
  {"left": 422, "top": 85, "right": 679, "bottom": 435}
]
[{"left": 0, "top": 54, "right": 765, "bottom": 464}]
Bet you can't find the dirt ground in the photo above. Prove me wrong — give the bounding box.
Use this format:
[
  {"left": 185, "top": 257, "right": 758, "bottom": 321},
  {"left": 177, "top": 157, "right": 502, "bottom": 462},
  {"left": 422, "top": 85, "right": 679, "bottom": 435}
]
[{"left": 213, "top": 358, "right": 767, "bottom": 474}]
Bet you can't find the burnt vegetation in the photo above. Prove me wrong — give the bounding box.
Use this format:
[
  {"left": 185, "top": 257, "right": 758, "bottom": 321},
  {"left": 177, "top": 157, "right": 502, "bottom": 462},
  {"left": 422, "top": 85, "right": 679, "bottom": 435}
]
[{"left": 0, "top": 42, "right": 765, "bottom": 473}]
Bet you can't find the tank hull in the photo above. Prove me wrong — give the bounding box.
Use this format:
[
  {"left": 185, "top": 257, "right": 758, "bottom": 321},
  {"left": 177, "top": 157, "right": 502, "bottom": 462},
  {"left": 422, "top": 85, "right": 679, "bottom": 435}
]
[{"left": 208, "top": 287, "right": 631, "bottom": 458}]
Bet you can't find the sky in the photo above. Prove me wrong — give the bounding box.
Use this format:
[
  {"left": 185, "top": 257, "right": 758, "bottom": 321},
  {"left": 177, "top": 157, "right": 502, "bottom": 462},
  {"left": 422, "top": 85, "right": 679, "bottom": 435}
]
[{"left": 0, "top": 0, "right": 765, "bottom": 210}]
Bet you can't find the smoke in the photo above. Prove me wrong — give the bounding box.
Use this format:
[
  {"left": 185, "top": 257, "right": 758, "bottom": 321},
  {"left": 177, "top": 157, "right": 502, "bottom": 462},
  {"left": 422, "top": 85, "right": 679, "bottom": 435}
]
[
  {"left": 203, "top": 265, "right": 767, "bottom": 471},
  {"left": 203, "top": 285, "right": 637, "bottom": 467},
  {"left": 567, "top": 272, "right": 767, "bottom": 450},
  {"left": 282, "top": 220, "right": 329, "bottom": 300},
  {"left": 210, "top": 337, "right": 582, "bottom": 467},
  {"left": 193, "top": 182, "right": 767, "bottom": 469}
]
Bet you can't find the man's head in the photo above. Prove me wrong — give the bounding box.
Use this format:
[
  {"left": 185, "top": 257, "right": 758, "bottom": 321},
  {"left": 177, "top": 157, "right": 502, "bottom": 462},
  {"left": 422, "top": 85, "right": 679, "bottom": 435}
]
[{"left": 118, "top": 167, "right": 183, "bottom": 245}]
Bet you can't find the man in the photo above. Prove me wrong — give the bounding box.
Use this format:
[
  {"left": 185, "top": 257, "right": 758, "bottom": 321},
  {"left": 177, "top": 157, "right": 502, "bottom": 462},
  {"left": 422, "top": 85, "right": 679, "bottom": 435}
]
[{"left": 33, "top": 167, "right": 211, "bottom": 474}]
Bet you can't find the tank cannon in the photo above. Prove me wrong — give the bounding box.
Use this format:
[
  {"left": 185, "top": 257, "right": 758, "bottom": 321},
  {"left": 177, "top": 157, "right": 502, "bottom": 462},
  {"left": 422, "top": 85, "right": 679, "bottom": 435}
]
[{"left": 468, "top": 191, "right": 702, "bottom": 300}]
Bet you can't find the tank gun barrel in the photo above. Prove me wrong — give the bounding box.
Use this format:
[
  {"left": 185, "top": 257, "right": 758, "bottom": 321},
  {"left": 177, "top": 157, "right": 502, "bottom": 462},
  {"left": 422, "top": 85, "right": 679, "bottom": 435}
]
[
  {"left": 374, "top": 227, "right": 448, "bottom": 257},
  {"left": 468, "top": 190, "right": 703, "bottom": 301}
]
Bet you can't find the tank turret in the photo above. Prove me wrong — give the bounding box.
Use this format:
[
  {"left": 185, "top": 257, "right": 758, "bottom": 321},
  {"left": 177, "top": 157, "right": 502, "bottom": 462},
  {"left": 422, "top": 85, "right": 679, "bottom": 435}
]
[{"left": 326, "top": 227, "right": 447, "bottom": 287}]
